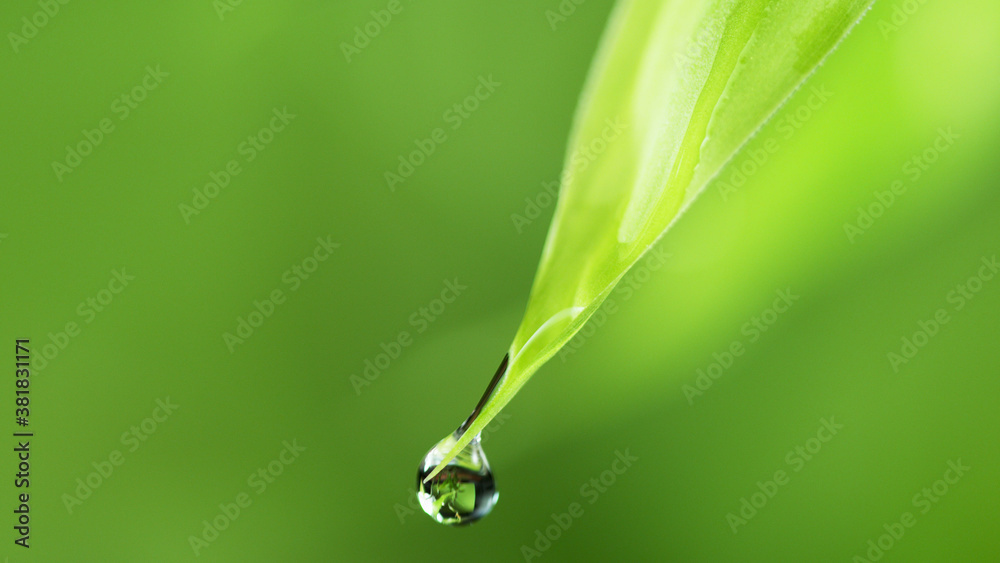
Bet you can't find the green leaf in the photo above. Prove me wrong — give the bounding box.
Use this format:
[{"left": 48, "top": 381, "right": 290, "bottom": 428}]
[{"left": 425, "top": 0, "right": 874, "bottom": 481}]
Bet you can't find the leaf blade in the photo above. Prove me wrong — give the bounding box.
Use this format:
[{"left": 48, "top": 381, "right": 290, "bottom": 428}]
[{"left": 426, "top": 0, "right": 874, "bottom": 482}]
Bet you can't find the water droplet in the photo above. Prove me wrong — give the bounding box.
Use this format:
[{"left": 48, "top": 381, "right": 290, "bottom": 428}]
[{"left": 416, "top": 429, "right": 498, "bottom": 525}]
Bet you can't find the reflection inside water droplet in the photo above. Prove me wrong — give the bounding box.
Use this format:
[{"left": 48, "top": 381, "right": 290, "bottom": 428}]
[{"left": 416, "top": 429, "right": 498, "bottom": 526}]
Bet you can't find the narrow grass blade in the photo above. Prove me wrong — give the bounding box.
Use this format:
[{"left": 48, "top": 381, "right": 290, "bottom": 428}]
[{"left": 426, "top": 0, "right": 874, "bottom": 482}]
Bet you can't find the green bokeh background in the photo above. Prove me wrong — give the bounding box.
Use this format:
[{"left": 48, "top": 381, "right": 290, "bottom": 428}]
[{"left": 2, "top": 1, "right": 999, "bottom": 561}]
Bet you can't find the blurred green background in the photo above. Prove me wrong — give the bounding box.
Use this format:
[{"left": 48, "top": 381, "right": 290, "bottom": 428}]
[{"left": 1, "top": 0, "right": 998, "bottom": 561}]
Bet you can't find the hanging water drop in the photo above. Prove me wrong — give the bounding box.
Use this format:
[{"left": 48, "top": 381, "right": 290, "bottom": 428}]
[
  {"left": 416, "top": 429, "right": 498, "bottom": 525},
  {"left": 416, "top": 354, "right": 509, "bottom": 525}
]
